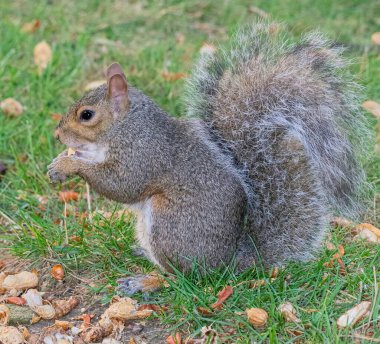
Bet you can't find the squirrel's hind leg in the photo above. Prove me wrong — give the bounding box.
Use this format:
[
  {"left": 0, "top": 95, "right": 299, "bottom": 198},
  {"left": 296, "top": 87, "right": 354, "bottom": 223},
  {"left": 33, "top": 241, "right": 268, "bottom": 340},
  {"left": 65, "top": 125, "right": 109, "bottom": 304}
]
[{"left": 248, "top": 135, "right": 329, "bottom": 266}]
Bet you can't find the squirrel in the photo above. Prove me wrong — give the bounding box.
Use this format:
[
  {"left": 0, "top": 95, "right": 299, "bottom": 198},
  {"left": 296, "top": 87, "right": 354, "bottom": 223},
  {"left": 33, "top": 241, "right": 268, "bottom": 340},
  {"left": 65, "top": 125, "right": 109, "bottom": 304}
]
[{"left": 48, "top": 22, "right": 368, "bottom": 294}]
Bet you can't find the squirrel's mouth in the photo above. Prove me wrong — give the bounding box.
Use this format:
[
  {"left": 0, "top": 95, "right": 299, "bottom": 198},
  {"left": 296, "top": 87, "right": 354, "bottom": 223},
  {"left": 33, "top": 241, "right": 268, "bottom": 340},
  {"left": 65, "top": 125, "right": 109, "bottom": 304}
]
[{"left": 67, "top": 144, "right": 108, "bottom": 164}]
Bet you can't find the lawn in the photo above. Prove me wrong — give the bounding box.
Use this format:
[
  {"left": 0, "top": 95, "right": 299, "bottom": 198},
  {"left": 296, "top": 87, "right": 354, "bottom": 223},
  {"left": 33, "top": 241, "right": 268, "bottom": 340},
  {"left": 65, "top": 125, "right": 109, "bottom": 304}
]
[{"left": 0, "top": 0, "right": 379, "bottom": 343}]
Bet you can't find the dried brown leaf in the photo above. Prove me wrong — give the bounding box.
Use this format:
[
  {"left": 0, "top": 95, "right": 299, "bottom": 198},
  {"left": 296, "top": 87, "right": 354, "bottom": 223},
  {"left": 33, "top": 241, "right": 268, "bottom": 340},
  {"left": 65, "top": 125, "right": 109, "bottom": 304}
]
[
  {"left": 200, "top": 42, "right": 216, "bottom": 55},
  {"left": 248, "top": 6, "right": 269, "bottom": 18},
  {"left": 166, "top": 333, "right": 182, "bottom": 344},
  {"left": 0, "top": 98, "right": 23, "bottom": 117},
  {"left": 161, "top": 71, "right": 187, "bottom": 81},
  {"left": 197, "top": 306, "right": 213, "bottom": 316},
  {"left": 6, "top": 296, "right": 26, "bottom": 306},
  {"left": 362, "top": 100, "right": 380, "bottom": 119},
  {"left": 211, "top": 286, "right": 233, "bottom": 310},
  {"left": 59, "top": 190, "right": 80, "bottom": 202},
  {"left": 330, "top": 217, "right": 353, "bottom": 228},
  {"left": 34, "top": 41, "right": 52, "bottom": 74},
  {"left": 337, "top": 301, "right": 371, "bottom": 328},
  {"left": 51, "top": 113, "right": 62, "bottom": 121},
  {"left": 137, "top": 303, "right": 167, "bottom": 314},
  {"left": 21, "top": 19, "right": 41, "bottom": 33},
  {"left": 371, "top": 32, "right": 380, "bottom": 45},
  {"left": 278, "top": 302, "right": 300, "bottom": 323},
  {"left": 54, "top": 320, "right": 73, "bottom": 330}
]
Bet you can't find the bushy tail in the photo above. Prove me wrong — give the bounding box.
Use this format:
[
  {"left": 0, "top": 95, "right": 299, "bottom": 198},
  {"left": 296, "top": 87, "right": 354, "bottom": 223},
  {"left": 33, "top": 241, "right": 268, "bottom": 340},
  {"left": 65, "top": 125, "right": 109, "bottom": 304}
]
[{"left": 185, "top": 22, "right": 368, "bottom": 219}]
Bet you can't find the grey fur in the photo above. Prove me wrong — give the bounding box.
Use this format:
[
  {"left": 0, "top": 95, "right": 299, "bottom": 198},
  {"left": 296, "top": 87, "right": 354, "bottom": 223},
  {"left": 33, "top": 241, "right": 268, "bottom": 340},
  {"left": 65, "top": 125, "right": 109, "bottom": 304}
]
[{"left": 48, "top": 22, "right": 368, "bottom": 273}]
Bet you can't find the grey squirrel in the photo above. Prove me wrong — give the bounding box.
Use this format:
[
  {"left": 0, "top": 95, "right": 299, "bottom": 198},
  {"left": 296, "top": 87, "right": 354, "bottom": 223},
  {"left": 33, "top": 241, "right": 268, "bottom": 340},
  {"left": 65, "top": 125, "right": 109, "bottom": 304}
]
[{"left": 48, "top": 22, "right": 368, "bottom": 293}]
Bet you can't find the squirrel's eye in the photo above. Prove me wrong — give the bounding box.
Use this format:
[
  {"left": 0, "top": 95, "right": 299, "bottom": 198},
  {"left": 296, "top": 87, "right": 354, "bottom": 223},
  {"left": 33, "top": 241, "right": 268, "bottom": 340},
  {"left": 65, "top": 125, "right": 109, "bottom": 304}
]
[{"left": 80, "top": 109, "right": 95, "bottom": 121}]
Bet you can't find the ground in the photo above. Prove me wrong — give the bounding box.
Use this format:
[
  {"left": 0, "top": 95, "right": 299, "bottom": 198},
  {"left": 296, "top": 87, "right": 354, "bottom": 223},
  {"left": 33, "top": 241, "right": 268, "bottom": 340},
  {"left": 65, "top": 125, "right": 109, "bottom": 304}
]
[{"left": 0, "top": 0, "right": 380, "bottom": 343}]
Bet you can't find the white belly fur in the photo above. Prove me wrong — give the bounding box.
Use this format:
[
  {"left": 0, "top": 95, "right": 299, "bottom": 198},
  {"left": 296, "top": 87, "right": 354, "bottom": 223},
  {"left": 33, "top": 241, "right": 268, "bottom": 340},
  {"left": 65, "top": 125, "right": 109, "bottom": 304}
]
[{"left": 125, "top": 199, "right": 160, "bottom": 267}]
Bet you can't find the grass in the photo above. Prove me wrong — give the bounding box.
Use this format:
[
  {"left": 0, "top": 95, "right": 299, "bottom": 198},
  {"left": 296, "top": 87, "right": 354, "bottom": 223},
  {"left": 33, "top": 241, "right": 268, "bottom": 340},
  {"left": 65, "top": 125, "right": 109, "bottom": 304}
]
[{"left": 0, "top": 0, "right": 379, "bottom": 342}]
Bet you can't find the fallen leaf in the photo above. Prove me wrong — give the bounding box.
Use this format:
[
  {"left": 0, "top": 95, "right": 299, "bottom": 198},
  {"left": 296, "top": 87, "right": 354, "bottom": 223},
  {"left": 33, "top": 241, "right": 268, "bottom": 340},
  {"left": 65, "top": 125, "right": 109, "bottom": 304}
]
[
  {"left": 337, "top": 301, "right": 371, "bottom": 328},
  {"left": 21, "top": 19, "right": 41, "bottom": 33},
  {"left": 330, "top": 217, "right": 353, "bottom": 228},
  {"left": 129, "top": 338, "right": 137, "bottom": 344},
  {"left": 0, "top": 98, "right": 23, "bottom": 117},
  {"left": 246, "top": 308, "right": 268, "bottom": 329},
  {"left": 285, "top": 328, "right": 304, "bottom": 337},
  {"left": 197, "top": 306, "right": 213, "bottom": 316},
  {"left": 323, "top": 244, "right": 346, "bottom": 275},
  {"left": 54, "top": 320, "right": 73, "bottom": 330},
  {"left": 278, "top": 302, "right": 300, "bottom": 323},
  {"left": 371, "top": 32, "right": 380, "bottom": 45},
  {"left": 325, "top": 240, "right": 336, "bottom": 251},
  {"left": 51, "top": 113, "right": 62, "bottom": 121},
  {"left": 271, "top": 266, "right": 279, "bottom": 278},
  {"left": 362, "top": 100, "right": 380, "bottom": 119},
  {"left": 78, "top": 313, "right": 93, "bottom": 328},
  {"left": 6, "top": 296, "right": 26, "bottom": 306},
  {"left": 175, "top": 32, "right": 185, "bottom": 45},
  {"left": 166, "top": 333, "right": 182, "bottom": 344},
  {"left": 375, "top": 123, "right": 380, "bottom": 153},
  {"left": 200, "top": 42, "right": 216, "bottom": 55},
  {"left": 137, "top": 304, "right": 167, "bottom": 314},
  {"left": 248, "top": 6, "right": 269, "bottom": 18},
  {"left": 353, "top": 223, "right": 380, "bottom": 243},
  {"left": 161, "top": 71, "right": 187, "bottom": 81},
  {"left": 249, "top": 279, "right": 266, "bottom": 289},
  {"left": 51, "top": 264, "right": 65, "bottom": 281},
  {"left": 211, "top": 285, "right": 233, "bottom": 310},
  {"left": 34, "top": 41, "right": 52, "bottom": 74},
  {"left": 70, "top": 235, "right": 82, "bottom": 243},
  {"left": 356, "top": 229, "right": 380, "bottom": 243},
  {"left": 59, "top": 190, "right": 80, "bottom": 202}
]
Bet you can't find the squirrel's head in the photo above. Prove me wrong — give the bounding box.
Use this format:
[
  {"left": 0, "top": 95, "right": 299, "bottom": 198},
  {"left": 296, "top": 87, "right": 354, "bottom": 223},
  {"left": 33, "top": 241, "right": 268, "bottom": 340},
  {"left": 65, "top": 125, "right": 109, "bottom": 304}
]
[{"left": 54, "top": 63, "right": 129, "bottom": 149}]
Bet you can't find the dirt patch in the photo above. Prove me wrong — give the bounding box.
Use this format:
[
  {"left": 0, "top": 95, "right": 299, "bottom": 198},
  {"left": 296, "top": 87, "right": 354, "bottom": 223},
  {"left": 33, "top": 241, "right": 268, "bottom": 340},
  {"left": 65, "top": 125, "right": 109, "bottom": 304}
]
[{"left": 0, "top": 249, "right": 168, "bottom": 343}]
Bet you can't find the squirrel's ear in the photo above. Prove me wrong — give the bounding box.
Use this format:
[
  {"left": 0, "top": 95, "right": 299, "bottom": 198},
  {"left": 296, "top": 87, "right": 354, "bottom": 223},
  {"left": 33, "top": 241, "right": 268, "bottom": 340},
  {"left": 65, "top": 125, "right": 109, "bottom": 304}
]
[{"left": 106, "top": 63, "right": 129, "bottom": 113}]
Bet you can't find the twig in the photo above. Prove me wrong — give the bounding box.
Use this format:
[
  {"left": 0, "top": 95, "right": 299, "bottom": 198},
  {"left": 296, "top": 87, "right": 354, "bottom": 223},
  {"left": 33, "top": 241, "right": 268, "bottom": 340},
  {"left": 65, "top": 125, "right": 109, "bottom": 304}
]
[
  {"left": 86, "top": 182, "right": 93, "bottom": 224},
  {"left": 367, "top": 266, "right": 378, "bottom": 328},
  {"left": 63, "top": 201, "right": 68, "bottom": 245}
]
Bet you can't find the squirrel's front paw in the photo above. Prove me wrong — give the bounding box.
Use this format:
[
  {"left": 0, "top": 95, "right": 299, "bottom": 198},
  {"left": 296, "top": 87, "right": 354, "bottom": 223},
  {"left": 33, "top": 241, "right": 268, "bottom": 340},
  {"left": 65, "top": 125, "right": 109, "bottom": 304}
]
[
  {"left": 47, "top": 151, "right": 72, "bottom": 183},
  {"left": 47, "top": 167, "right": 68, "bottom": 183}
]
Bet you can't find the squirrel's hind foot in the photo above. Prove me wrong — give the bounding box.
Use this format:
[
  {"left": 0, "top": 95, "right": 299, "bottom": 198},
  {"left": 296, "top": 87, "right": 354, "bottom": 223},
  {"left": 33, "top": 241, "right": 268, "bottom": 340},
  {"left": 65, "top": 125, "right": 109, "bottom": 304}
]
[{"left": 117, "top": 273, "right": 166, "bottom": 296}]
